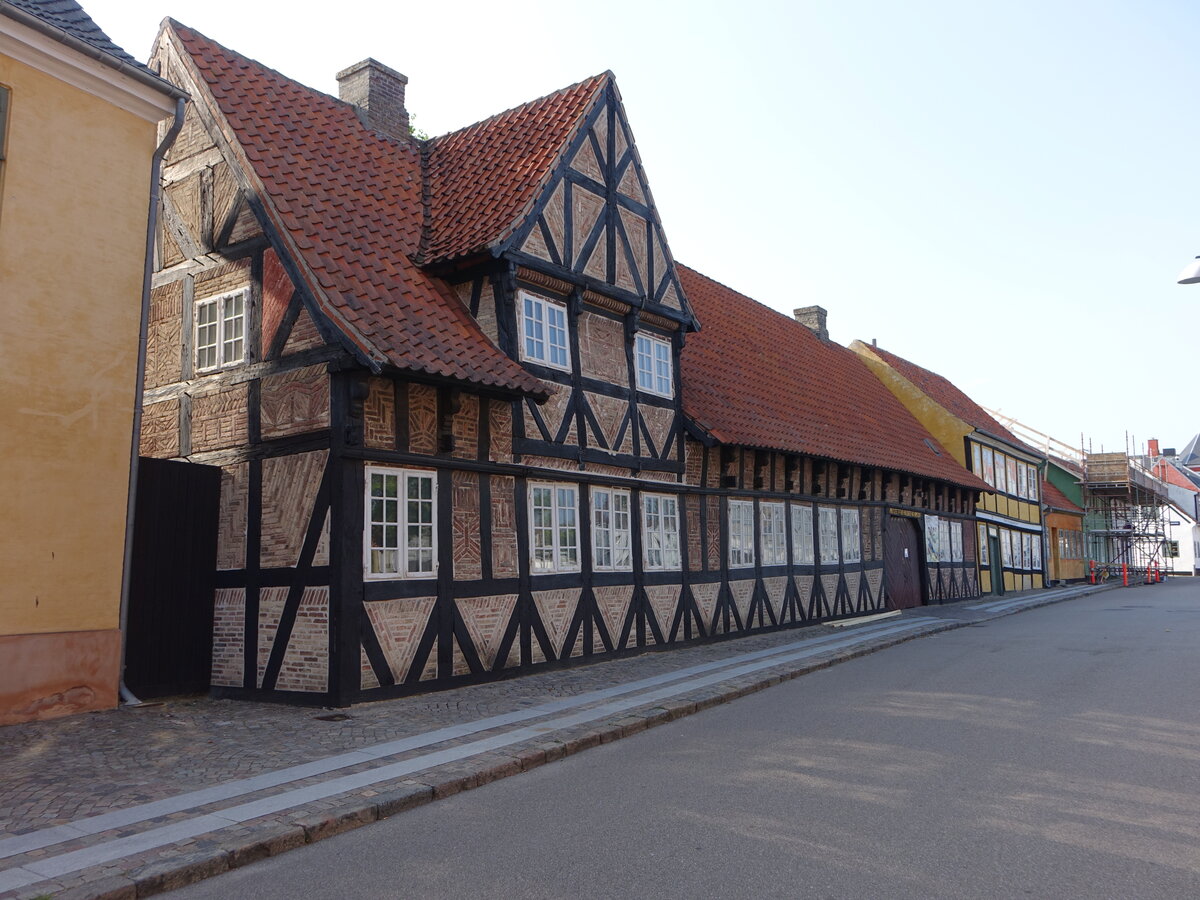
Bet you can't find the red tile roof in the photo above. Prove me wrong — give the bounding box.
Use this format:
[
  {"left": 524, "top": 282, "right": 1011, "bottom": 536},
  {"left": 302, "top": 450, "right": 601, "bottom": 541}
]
[
  {"left": 864, "top": 344, "right": 1038, "bottom": 455},
  {"left": 1153, "top": 458, "right": 1200, "bottom": 492},
  {"left": 1041, "top": 478, "right": 1083, "bottom": 514},
  {"left": 425, "top": 74, "right": 609, "bottom": 264},
  {"left": 167, "top": 22, "right": 549, "bottom": 399},
  {"left": 678, "top": 266, "right": 989, "bottom": 491}
]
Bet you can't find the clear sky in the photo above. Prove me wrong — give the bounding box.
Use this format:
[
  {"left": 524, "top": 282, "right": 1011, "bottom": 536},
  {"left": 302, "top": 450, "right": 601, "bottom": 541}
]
[{"left": 84, "top": 0, "right": 1200, "bottom": 457}]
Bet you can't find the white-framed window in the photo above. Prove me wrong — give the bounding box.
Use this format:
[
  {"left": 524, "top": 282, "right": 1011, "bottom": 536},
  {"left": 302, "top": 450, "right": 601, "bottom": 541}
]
[
  {"left": 1006, "top": 457, "right": 1018, "bottom": 497},
  {"left": 364, "top": 467, "right": 436, "bottom": 579},
  {"left": 1016, "top": 463, "right": 1028, "bottom": 500},
  {"left": 981, "top": 447, "right": 996, "bottom": 487},
  {"left": 195, "top": 289, "right": 246, "bottom": 371},
  {"left": 994, "top": 452, "right": 1008, "bottom": 494},
  {"left": 1032, "top": 534, "right": 1042, "bottom": 568},
  {"left": 635, "top": 333, "right": 673, "bottom": 397},
  {"left": 978, "top": 523, "right": 989, "bottom": 565},
  {"left": 760, "top": 502, "right": 787, "bottom": 565},
  {"left": 642, "top": 493, "right": 681, "bottom": 570},
  {"left": 729, "top": 499, "right": 755, "bottom": 568},
  {"left": 925, "top": 515, "right": 942, "bottom": 563},
  {"left": 530, "top": 483, "right": 579, "bottom": 572},
  {"left": 591, "top": 487, "right": 631, "bottom": 571},
  {"left": 818, "top": 506, "right": 839, "bottom": 565},
  {"left": 791, "top": 503, "right": 814, "bottom": 565},
  {"left": 971, "top": 442, "right": 982, "bottom": 478},
  {"left": 950, "top": 521, "right": 963, "bottom": 563},
  {"left": 519, "top": 291, "right": 569, "bottom": 370},
  {"left": 841, "top": 508, "right": 862, "bottom": 564},
  {"left": 1028, "top": 466, "right": 1040, "bottom": 502},
  {"left": 1001, "top": 529, "right": 1013, "bottom": 566}
]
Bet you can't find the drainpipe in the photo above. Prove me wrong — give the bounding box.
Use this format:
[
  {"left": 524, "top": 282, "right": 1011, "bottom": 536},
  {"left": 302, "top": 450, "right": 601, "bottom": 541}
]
[{"left": 117, "top": 97, "right": 187, "bottom": 706}]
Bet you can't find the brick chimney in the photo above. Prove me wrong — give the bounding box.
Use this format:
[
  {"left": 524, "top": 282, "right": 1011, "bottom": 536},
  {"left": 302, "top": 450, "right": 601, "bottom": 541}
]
[
  {"left": 794, "top": 306, "right": 828, "bottom": 341},
  {"left": 336, "top": 59, "right": 410, "bottom": 142},
  {"left": 1149, "top": 438, "right": 1160, "bottom": 458}
]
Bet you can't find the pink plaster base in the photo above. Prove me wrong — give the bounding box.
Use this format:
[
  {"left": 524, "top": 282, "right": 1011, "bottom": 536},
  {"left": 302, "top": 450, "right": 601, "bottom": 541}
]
[{"left": 0, "top": 630, "right": 121, "bottom": 726}]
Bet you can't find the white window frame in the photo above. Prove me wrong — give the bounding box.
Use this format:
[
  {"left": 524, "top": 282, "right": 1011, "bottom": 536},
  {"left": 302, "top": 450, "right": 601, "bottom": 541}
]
[
  {"left": 981, "top": 447, "right": 996, "bottom": 487},
  {"left": 194, "top": 288, "right": 247, "bottom": 372},
  {"left": 634, "top": 333, "right": 673, "bottom": 397},
  {"left": 978, "top": 523, "right": 989, "bottom": 565},
  {"left": 364, "top": 466, "right": 437, "bottom": 580},
  {"left": 518, "top": 291, "right": 570, "bottom": 371},
  {"left": 1028, "top": 466, "right": 1040, "bottom": 502},
  {"left": 791, "top": 503, "right": 814, "bottom": 565},
  {"left": 529, "top": 482, "right": 580, "bottom": 573},
  {"left": 642, "top": 493, "right": 681, "bottom": 570},
  {"left": 818, "top": 506, "right": 840, "bottom": 565},
  {"left": 728, "top": 499, "right": 755, "bottom": 568},
  {"left": 760, "top": 501, "right": 787, "bottom": 566},
  {"left": 841, "top": 508, "right": 862, "bottom": 564},
  {"left": 591, "top": 486, "right": 632, "bottom": 572},
  {"left": 950, "top": 521, "right": 963, "bottom": 563}
]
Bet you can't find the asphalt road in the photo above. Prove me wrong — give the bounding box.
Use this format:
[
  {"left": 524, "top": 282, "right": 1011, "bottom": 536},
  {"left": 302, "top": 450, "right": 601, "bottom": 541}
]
[{"left": 173, "top": 579, "right": 1200, "bottom": 899}]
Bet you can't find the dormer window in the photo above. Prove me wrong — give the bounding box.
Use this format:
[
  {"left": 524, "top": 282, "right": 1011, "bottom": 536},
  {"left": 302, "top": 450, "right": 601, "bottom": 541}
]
[
  {"left": 195, "top": 289, "right": 246, "bottom": 372},
  {"left": 519, "top": 291, "right": 569, "bottom": 371},
  {"left": 635, "top": 333, "right": 672, "bottom": 397}
]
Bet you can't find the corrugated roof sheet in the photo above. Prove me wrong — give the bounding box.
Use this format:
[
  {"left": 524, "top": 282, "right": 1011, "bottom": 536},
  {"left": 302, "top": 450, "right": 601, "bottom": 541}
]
[{"left": 678, "top": 265, "right": 989, "bottom": 491}]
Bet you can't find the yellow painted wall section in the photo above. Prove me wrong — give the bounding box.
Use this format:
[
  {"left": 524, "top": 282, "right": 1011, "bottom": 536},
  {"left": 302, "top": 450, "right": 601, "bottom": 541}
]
[{"left": 0, "top": 55, "right": 159, "bottom": 636}]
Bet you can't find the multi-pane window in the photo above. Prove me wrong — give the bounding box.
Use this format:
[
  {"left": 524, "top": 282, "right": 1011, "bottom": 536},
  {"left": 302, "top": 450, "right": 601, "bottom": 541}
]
[
  {"left": 365, "top": 467, "right": 435, "bottom": 579},
  {"left": 981, "top": 447, "right": 996, "bottom": 487},
  {"left": 643, "top": 493, "right": 681, "bottom": 570},
  {"left": 791, "top": 503, "right": 814, "bottom": 565},
  {"left": 978, "top": 524, "right": 989, "bottom": 565},
  {"left": 635, "top": 334, "right": 673, "bottom": 397},
  {"left": 591, "top": 487, "right": 631, "bottom": 571},
  {"left": 1031, "top": 534, "right": 1042, "bottom": 569},
  {"left": 818, "top": 506, "right": 839, "bottom": 565},
  {"left": 530, "top": 483, "right": 579, "bottom": 572},
  {"left": 1006, "top": 458, "right": 1018, "bottom": 497},
  {"left": 1016, "top": 464, "right": 1027, "bottom": 500},
  {"left": 1001, "top": 530, "right": 1013, "bottom": 566},
  {"left": 972, "top": 443, "right": 982, "bottom": 478},
  {"left": 840, "top": 508, "right": 862, "bottom": 564},
  {"left": 1027, "top": 466, "right": 1040, "bottom": 502},
  {"left": 519, "top": 292, "right": 569, "bottom": 370},
  {"left": 195, "top": 290, "right": 246, "bottom": 371},
  {"left": 760, "top": 502, "right": 787, "bottom": 565},
  {"left": 950, "top": 521, "right": 964, "bottom": 563},
  {"left": 728, "top": 500, "right": 755, "bottom": 567}
]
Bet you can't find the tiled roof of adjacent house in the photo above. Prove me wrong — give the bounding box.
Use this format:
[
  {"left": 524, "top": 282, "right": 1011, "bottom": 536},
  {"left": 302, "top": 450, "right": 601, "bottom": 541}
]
[
  {"left": 678, "top": 265, "right": 989, "bottom": 491},
  {"left": 1153, "top": 458, "right": 1200, "bottom": 493},
  {"left": 168, "top": 22, "right": 549, "bottom": 400},
  {"left": 1041, "top": 478, "right": 1083, "bottom": 514},
  {"left": 425, "top": 73, "right": 609, "bottom": 264},
  {"left": 865, "top": 344, "right": 1038, "bottom": 455}
]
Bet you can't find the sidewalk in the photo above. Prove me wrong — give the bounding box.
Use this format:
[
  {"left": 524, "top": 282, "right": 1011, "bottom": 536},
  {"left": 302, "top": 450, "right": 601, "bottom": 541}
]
[{"left": 0, "top": 581, "right": 1118, "bottom": 899}]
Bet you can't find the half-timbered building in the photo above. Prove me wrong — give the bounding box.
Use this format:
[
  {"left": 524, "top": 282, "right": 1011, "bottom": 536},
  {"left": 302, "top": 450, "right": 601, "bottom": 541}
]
[{"left": 140, "top": 21, "right": 987, "bottom": 708}]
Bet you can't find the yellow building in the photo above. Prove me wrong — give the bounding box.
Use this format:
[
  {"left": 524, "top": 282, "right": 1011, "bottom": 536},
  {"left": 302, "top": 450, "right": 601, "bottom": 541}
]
[
  {"left": 850, "top": 341, "right": 1046, "bottom": 595},
  {"left": 0, "top": 0, "right": 184, "bottom": 724}
]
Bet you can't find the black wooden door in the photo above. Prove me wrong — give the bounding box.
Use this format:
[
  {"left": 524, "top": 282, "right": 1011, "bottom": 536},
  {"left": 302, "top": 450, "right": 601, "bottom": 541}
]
[
  {"left": 884, "top": 515, "right": 924, "bottom": 610},
  {"left": 125, "top": 457, "right": 221, "bottom": 698}
]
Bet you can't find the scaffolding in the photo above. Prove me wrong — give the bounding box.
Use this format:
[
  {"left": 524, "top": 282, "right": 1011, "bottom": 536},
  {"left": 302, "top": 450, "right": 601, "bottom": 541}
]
[{"left": 1081, "top": 452, "right": 1172, "bottom": 577}]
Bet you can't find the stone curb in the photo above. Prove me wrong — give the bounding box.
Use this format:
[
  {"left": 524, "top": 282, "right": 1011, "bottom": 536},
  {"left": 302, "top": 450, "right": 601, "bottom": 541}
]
[{"left": 9, "top": 584, "right": 1118, "bottom": 900}]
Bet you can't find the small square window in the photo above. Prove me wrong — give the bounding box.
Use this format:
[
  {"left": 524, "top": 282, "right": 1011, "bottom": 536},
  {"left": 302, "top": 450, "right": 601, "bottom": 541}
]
[
  {"left": 195, "top": 289, "right": 247, "bottom": 371},
  {"left": 519, "top": 292, "right": 570, "bottom": 371},
  {"left": 635, "top": 334, "right": 673, "bottom": 397}
]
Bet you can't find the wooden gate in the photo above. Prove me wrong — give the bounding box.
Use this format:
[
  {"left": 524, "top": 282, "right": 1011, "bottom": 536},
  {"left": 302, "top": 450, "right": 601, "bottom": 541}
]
[
  {"left": 125, "top": 457, "right": 221, "bottom": 698},
  {"left": 884, "top": 515, "right": 924, "bottom": 609}
]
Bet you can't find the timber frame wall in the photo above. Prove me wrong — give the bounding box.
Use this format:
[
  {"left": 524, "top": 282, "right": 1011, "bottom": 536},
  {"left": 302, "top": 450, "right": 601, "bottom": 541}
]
[{"left": 139, "top": 41, "right": 981, "bottom": 707}]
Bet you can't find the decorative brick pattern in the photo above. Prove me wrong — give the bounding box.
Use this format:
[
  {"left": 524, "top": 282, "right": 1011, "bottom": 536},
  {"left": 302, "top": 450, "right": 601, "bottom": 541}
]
[
  {"left": 165, "top": 172, "right": 204, "bottom": 250},
  {"left": 730, "top": 579, "right": 754, "bottom": 627},
  {"left": 363, "top": 377, "right": 396, "bottom": 450},
  {"left": 257, "top": 587, "right": 288, "bottom": 688},
  {"left": 579, "top": 311, "right": 627, "bottom": 384},
  {"left": 618, "top": 208, "right": 646, "bottom": 293},
  {"left": 529, "top": 386, "right": 573, "bottom": 444},
  {"left": 685, "top": 495, "right": 702, "bottom": 572},
  {"left": 167, "top": 97, "right": 216, "bottom": 161},
  {"left": 488, "top": 401, "right": 512, "bottom": 463},
  {"left": 146, "top": 282, "right": 182, "bottom": 388},
  {"left": 521, "top": 223, "right": 554, "bottom": 264},
  {"left": 684, "top": 438, "right": 703, "bottom": 486},
  {"left": 585, "top": 392, "right": 627, "bottom": 452},
  {"left": 795, "top": 575, "right": 815, "bottom": 613},
  {"left": 191, "top": 383, "right": 249, "bottom": 452},
  {"left": 365, "top": 596, "right": 436, "bottom": 684},
  {"left": 614, "top": 233, "right": 636, "bottom": 294},
  {"left": 283, "top": 306, "right": 324, "bottom": 354},
  {"left": 645, "top": 585, "right": 678, "bottom": 643},
  {"left": 211, "top": 588, "right": 245, "bottom": 687},
  {"left": 706, "top": 447, "right": 722, "bottom": 490},
  {"left": 195, "top": 257, "right": 251, "bottom": 298},
  {"left": 573, "top": 188, "right": 605, "bottom": 269},
  {"left": 490, "top": 475, "right": 518, "bottom": 578},
  {"left": 594, "top": 107, "right": 610, "bottom": 161},
  {"left": 845, "top": 570, "right": 862, "bottom": 609},
  {"left": 313, "top": 509, "right": 330, "bottom": 567},
  {"left": 260, "top": 450, "right": 328, "bottom": 568},
  {"left": 619, "top": 164, "right": 646, "bottom": 205},
  {"left": 360, "top": 646, "right": 379, "bottom": 691},
  {"left": 260, "top": 365, "right": 330, "bottom": 439},
  {"left": 408, "top": 384, "right": 438, "bottom": 455},
  {"left": 583, "top": 227, "right": 607, "bottom": 282},
  {"left": 543, "top": 182, "right": 566, "bottom": 254},
  {"left": 140, "top": 398, "right": 180, "bottom": 458},
  {"left": 452, "top": 471, "right": 482, "bottom": 580},
  {"left": 641, "top": 405, "right": 674, "bottom": 458},
  {"left": 866, "top": 567, "right": 883, "bottom": 605},
  {"left": 452, "top": 393, "right": 479, "bottom": 459},
  {"left": 821, "top": 574, "right": 841, "bottom": 613},
  {"left": 764, "top": 576, "right": 788, "bottom": 611},
  {"left": 216, "top": 463, "right": 248, "bottom": 570},
  {"left": 706, "top": 496, "right": 721, "bottom": 570},
  {"left": 457, "top": 594, "right": 518, "bottom": 670},
  {"left": 211, "top": 160, "right": 239, "bottom": 242},
  {"left": 275, "top": 587, "right": 329, "bottom": 693},
  {"left": 532, "top": 589, "right": 579, "bottom": 661},
  {"left": 452, "top": 639, "right": 472, "bottom": 677},
  {"left": 660, "top": 280, "right": 683, "bottom": 311},
  {"left": 691, "top": 582, "right": 719, "bottom": 633},
  {"left": 261, "top": 247, "right": 293, "bottom": 354},
  {"left": 570, "top": 139, "right": 603, "bottom": 182},
  {"left": 593, "top": 585, "right": 631, "bottom": 649},
  {"left": 475, "top": 280, "right": 499, "bottom": 344},
  {"left": 651, "top": 233, "right": 667, "bottom": 301}
]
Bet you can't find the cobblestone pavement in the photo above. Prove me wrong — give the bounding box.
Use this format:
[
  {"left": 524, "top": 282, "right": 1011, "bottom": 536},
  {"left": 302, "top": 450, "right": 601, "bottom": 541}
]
[{"left": 0, "top": 581, "right": 1118, "bottom": 899}]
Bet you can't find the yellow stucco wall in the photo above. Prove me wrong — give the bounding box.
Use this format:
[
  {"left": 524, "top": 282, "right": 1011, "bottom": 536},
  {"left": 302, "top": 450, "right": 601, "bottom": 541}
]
[{"left": 0, "top": 54, "right": 159, "bottom": 637}]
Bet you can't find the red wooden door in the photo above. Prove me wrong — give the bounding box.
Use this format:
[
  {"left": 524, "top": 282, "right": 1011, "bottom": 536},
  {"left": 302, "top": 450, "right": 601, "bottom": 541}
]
[{"left": 884, "top": 515, "right": 924, "bottom": 609}]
